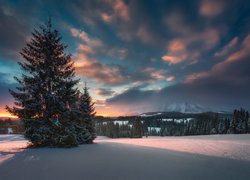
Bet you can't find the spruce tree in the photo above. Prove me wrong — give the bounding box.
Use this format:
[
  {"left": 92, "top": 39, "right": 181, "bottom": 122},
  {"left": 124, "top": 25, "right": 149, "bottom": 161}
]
[
  {"left": 229, "top": 109, "right": 238, "bottom": 134},
  {"left": 79, "top": 82, "right": 96, "bottom": 143},
  {"left": 6, "top": 19, "right": 90, "bottom": 147},
  {"left": 246, "top": 111, "right": 250, "bottom": 133},
  {"left": 131, "top": 119, "right": 143, "bottom": 138}
]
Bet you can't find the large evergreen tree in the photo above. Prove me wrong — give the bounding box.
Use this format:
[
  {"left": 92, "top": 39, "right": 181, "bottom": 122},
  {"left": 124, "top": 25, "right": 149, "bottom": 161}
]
[
  {"left": 6, "top": 19, "right": 90, "bottom": 147},
  {"left": 79, "top": 82, "right": 96, "bottom": 143}
]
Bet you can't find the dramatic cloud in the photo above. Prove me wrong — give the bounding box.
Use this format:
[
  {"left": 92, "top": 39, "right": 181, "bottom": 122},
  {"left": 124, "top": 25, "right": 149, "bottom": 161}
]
[
  {"left": 106, "top": 47, "right": 128, "bottom": 60},
  {"left": 100, "top": 12, "right": 113, "bottom": 23},
  {"left": 200, "top": 0, "right": 224, "bottom": 18},
  {"left": 77, "top": 44, "right": 95, "bottom": 55},
  {"left": 162, "top": 38, "right": 188, "bottom": 64},
  {"left": 187, "top": 34, "right": 250, "bottom": 83},
  {"left": 0, "top": 73, "right": 17, "bottom": 113},
  {"left": 74, "top": 50, "right": 167, "bottom": 86},
  {"left": 107, "top": 34, "right": 250, "bottom": 113},
  {"left": 1, "top": 0, "right": 250, "bottom": 116},
  {"left": 215, "top": 37, "right": 238, "bottom": 57},
  {"left": 224, "top": 35, "right": 250, "bottom": 63},
  {"left": 107, "top": 78, "right": 250, "bottom": 114},
  {"left": 104, "top": 0, "right": 130, "bottom": 22},
  {"left": 95, "top": 88, "right": 115, "bottom": 96},
  {"left": 162, "top": 27, "right": 220, "bottom": 64},
  {"left": 167, "top": 76, "right": 175, "bottom": 81},
  {"left": 70, "top": 28, "right": 103, "bottom": 47},
  {"left": 75, "top": 55, "right": 128, "bottom": 85},
  {"left": 164, "top": 12, "right": 191, "bottom": 36},
  {"left": 136, "top": 25, "right": 157, "bottom": 44},
  {"left": 0, "top": 4, "right": 32, "bottom": 60}
]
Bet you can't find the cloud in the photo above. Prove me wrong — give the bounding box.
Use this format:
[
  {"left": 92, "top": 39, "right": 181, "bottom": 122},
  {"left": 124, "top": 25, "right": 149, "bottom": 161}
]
[
  {"left": 0, "top": 74, "right": 17, "bottom": 111},
  {"left": 100, "top": 12, "right": 113, "bottom": 23},
  {"left": 73, "top": 41, "right": 129, "bottom": 86},
  {"left": 162, "top": 54, "right": 187, "bottom": 65},
  {"left": 103, "top": 1, "right": 162, "bottom": 45},
  {"left": 185, "top": 72, "right": 209, "bottom": 83},
  {"left": 168, "top": 39, "right": 186, "bottom": 52},
  {"left": 70, "top": 27, "right": 103, "bottom": 47},
  {"left": 75, "top": 57, "right": 128, "bottom": 85},
  {"left": 215, "top": 35, "right": 249, "bottom": 70},
  {"left": 117, "top": 23, "right": 160, "bottom": 45},
  {"left": 167, "top": 76, "right": 175, "bottom": 81},
  {"left": 162, "top": 39, "right": 188, "bottom": 64},
  {"left": 78, "top": 44, "right": 95, "bottom": 55},
  {"left": 200, "top": 0, "right": 224, "bottom": 18},
  {"left": 136, "top": 25, "right": 157, "bottom": 44},
  {"left": 107, "top": 34, "right": 250, "bottom": 113},
  {"left": 0, "top": 4, "right": 32, "bottom": 60},
  {"left": 164, "top": 12, "right": 192, "bottom": 35},
  {"left": 95, "top": 88, "right": 115, "bottom": 96},
  {"left": 107, "top": 76, "right": 250, "bottom": 114},
  {"left": 163, "top": 12, "right": 221, "bottom": 65},
  {"left": 106, "top": 47, "right": 128, "bottom": 60},
  {"left": 104, "top": 0, "right": 130, "bottom": 22},
  {"left": 1, "top": 0, "right": 250, "bottom": 116},
  {"left": 141, "top": 68, "right": 166, "bottom": 81},
  {"left": 74, "top": 45, "right": 167, "bottom": 86},
  {"left": 161, "top": 28, "right": 220, "bottom": 64},
  {"left": 107, "top": 87, "right": 155, "bottom": 105},
  {"left": 165, "top": 11, "right": 220, "bottom": 47},
  {"left": 215, "top": 37, "right": 238, "bottom": 57},
  {"left": 70, "top": 27, "right": 132, "bottom": 86},
  {"left": 186, "top": 35, "right": 250, "bottom": 83},
  {"left": 94, "top": 100, "right": 106, "bottom": 107}
]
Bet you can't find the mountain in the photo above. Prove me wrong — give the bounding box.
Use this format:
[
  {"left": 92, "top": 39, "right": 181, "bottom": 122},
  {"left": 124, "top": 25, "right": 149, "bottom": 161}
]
[{"left": 161, "top": 102, "right": 207, "bottom": 113}]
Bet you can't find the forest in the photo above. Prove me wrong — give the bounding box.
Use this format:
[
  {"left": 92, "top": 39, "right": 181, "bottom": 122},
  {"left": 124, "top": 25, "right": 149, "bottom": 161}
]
[{"left": 95, "top": 108, "right": 250, "bottom": 138}]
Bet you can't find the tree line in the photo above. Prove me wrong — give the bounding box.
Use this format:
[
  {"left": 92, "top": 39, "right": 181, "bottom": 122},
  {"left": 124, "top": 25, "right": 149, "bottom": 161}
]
[
  {"left": 96, "top": 119, "right": 143, "bottom": 138},
  {"left": 95, "top": 108, "right": 250, "bottom": 138}
]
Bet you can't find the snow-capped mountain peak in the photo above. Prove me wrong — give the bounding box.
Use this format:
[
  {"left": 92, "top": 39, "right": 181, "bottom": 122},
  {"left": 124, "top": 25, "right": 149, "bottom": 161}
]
[{"left": 164, "top": 102, "right": 206, "bottom": 113}]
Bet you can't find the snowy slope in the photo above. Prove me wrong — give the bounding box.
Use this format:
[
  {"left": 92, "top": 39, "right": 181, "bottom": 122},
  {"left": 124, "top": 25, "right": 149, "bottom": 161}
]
[
  {"left": 1, "top": 135, "right": 250, "bottom": 180},
  {"left": 140, "top": 112, "right": 162, "bottom": 117},
  {"left": 96, "top": 134, "right": 250, "bottom": 161},
  {"left": 164, "top": 102, "right": 206, "bottom": 113}
]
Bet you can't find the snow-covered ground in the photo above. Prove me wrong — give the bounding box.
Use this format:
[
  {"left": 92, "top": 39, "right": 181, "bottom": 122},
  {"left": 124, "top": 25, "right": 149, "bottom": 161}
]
[
  {"left": 96, "top": 134, "right": 250, "bottom": 161},
  {"left": 1, "top": 134, "right": 250, "bottom": 180},
  {"left": 0, "top": 135, "right": 28, "bottom": 164}
]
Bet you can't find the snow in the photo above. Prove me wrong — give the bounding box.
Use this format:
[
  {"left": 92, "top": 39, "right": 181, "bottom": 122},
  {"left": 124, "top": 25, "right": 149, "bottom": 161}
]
[
  {"left": 0, "top": 135, "right": 28, "bottom": 164},
  {"left": 186, "top": 118, "right": 193, "bottom": 121},
  {"left": 113, "top": 120, "right": 129, "bottom": 125},
  {"left": 165, "top": 102, "right": 205, "bottom": 113},
  {"left": 140, "top": 112, "right": 162, "bottom": 117},
  {"left": 96, "top": 134, "right": 250, "bottom": 161},
  {"left": 162, "top": 118, "right": 173, "bottom": 122},
  {"left": 1, "top": 134, "right": 250, "bottom": 180},
  {"left": 101, "top": 121, "right": 129, "bottom": 125},
  {"left": 95, "top": 136, "right": 111, "bottom": 140},
  {"left": 147, "top": 127, "right": 161, "bottom": 133},
  {"left": 159, "top": 118, "right": 194, "bottom": 123}
]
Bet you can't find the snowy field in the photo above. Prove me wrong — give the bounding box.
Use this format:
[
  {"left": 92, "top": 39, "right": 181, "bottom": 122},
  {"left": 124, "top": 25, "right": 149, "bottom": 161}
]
[
  {"left": 1, "top": 135, "right": 250, "bottom": 180},
  {"left": 96, "top": 134, "right": 250, "bottom": 161}
]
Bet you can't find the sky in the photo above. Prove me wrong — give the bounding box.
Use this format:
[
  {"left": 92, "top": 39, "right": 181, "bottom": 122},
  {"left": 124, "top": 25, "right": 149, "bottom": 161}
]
[{"left": 0, "top": 0, "right": 250, "bottom": 117}]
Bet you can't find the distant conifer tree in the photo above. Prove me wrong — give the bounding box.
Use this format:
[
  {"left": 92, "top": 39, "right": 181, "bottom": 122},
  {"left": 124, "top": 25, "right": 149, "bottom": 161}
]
[
  {"left": 131, "top": 118, "right": 143, "bottom": 138},
  {"left": 79, "top": 82, "right": 96, "bottom": 143}
]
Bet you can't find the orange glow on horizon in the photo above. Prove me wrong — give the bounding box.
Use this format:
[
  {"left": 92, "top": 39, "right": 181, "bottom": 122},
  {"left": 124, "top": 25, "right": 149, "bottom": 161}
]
[
  {"left": 95, "top": 106, "right": 138, "bottom": 117},
  {"left": 95, "top": 111, "right": 129, "bottom": 117},
  {"left": 0, "top": 108, "right": 130, "bottom": 119},
  {"left": 0, "top": 111, "right": 17, "bottom": 119}
]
